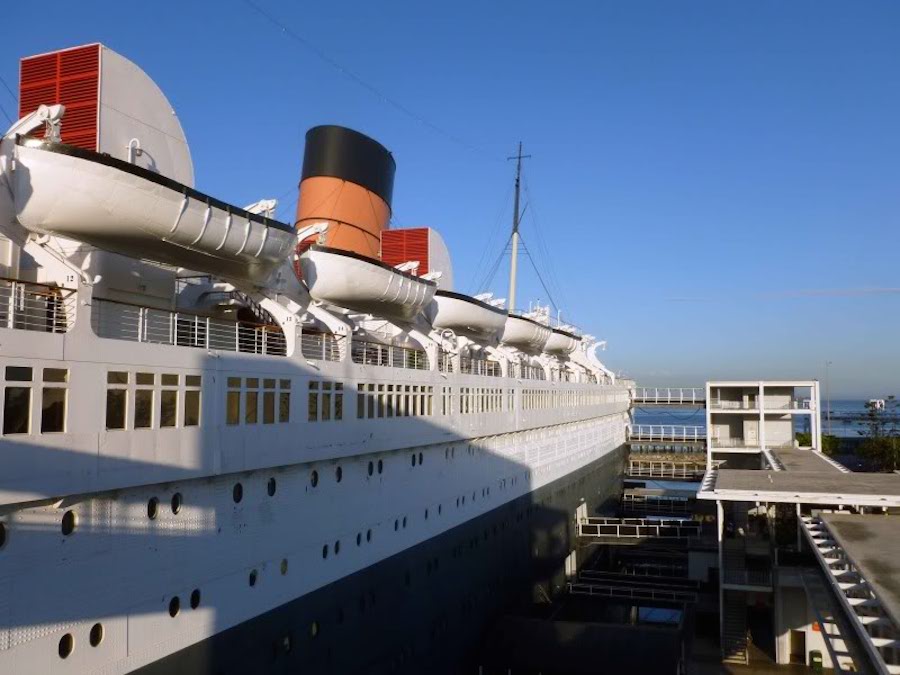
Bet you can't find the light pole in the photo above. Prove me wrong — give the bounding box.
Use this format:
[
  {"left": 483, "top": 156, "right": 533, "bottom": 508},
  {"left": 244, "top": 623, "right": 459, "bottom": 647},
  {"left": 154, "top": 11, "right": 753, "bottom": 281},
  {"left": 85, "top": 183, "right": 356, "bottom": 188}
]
[{"left": 825, "top": 360, "right": 833, "bottom": 436}]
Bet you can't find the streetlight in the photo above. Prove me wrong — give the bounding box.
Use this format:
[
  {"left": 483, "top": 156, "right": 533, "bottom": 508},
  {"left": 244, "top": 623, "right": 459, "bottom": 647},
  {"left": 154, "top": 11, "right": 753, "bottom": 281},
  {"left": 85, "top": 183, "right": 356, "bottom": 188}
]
[{"left": 825, "top": 361, "right": 833, "bottom": 436}]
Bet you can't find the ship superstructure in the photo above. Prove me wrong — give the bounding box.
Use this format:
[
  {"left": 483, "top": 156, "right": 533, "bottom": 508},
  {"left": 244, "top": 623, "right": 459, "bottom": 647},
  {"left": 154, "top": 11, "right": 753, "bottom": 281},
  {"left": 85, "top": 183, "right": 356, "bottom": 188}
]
[{"left": 0, "top": 44, "right": 630, "bottom": 674}]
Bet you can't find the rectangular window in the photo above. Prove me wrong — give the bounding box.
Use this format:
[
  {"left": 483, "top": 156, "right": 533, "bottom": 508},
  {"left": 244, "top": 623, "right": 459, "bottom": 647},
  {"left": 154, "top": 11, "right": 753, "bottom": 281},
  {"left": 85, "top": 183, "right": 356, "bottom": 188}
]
[
  {"left": 106, "top": 389, "right": 126, "bottom": 430},
  {"left": 4, "top": 386, "right": 31, "bottom": 434},
  {"left": 335, "top": 387, "right": 343, "bottom": 421},
  {"left": 136, "top": 372, "right": 155, "bottom": 386},
  {"left": 7, "top": 366, "right": 33, "bottom": 382},
  {"left": 227, "top": 377, "right": 241, "bottom": 388},
  {"left": 160, "top": 390, "right": 178, "bottom": 427},
  {"left": 279, "top": 391, "right": 291, "bottom": 423},
  {"left": 308, "top": 381, "right": 319, "bottom": 422},
  {"left": 263, "top": 390, "right": 275, "bottom": 424},
  {"left": 186, "top": 374, "right": 202, "bottom": 387},
  {"left": 107, "top": 371, "right": 127, "bottom": 385},
  {"left": 322, "top": 381, "right": 332, "bottom": 421},
  {"left": 135, "top": 389, "right": 153, "bottom": 428},
  {"left": 184, "top": 390, "right": 201, "bottom": 426},
  {"left": 367, "top": 384, "right": 375, "bottom": 418},
  {"left": 161, "top": 373, "right": 178, "bottom": 386},
  {"left": 43, "top": 368, "right": 67, "bottom": 383},
  {"left": 226, "top": 390, "right": 240, "bottom": 425},
  {"left": 357, "top": 383, "right": 365, "bottom": 419},
  {"left": 246, "top": 391, "right": 258, "bottom": 424},
  {"left": 40, "top": 387, "right": 66, "bottom": 432}
]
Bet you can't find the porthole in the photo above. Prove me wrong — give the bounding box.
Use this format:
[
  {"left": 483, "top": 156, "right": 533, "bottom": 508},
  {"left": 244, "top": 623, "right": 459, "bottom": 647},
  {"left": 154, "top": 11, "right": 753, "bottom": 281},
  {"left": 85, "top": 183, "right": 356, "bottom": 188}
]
[
  {"left": 424, "top": 509, "right": 429, "bottom": 520},
  {"left": 249, "top": 569, "right": 258, "bottom": 587},
  {"left": 322, "top": 544, "right": 329, "bottom": 559},
  {"left": 169, "top": 596, "right": 180, "bottom": 617},
  {"left": 61, "top": 510, "right": 76, "bottom": 536},
  {"left": 366, "top": 529, "right": 372, "bottom": 542},
  {"left": 190, "top": 589, "right": 201, "bottom": 609},
  {"left": 356, "top": 532, "right": 362, "bottom": 546},
  {"left": 310, "top": 621, "right": 319, "bottom": 638},
  {"left": 267, "top": 477, "right": 277, "bottom": 496},
  {"left": 58, "top": 633, "right": 74, "bottom": 659},
  {"left": 418, "top": 452, "right": 423, "bottom": 465},
  {"left": 402, "top": 516, "right": 407, "bottom": 529},
  {"left": 0, "top": 522, "right": 6, "bottom": 549},
  {"left": 411, "top": 454, "right": 416, "bottom": 467},
  {"left": 171, "top": 492, "right": 183, "bottom": 514},
  {"left": 367, "top": 461, "right": 374, "bottom": 476},
  {"left": 281, "top": 558, "right": 288, "bottom": 575},
  {"left": 377, "top": 459, "right": 383, "bottom": 474},
  {"left": 89, "top": 622, "right": 103, "bottom": 647},
  {"left": 335, "top": 466, "right": 343, "bottom": 483},
  {"left": 233, "top": 483, "right": 243, "bottom": 503},
  {"left": 438, "top": 504, "right": 442, "bottom": 515},
  {"left": 334, "top": 540, "right": 341, "bottom": 555},
  {"left": 310, "top": 471, "right": 319, "bottom": 488},
  {"left": 394, "top": 519, "right": 399, "bottom": 532},
  {"left": 147, "top": 497, "right": 160, "bottom": 520}
]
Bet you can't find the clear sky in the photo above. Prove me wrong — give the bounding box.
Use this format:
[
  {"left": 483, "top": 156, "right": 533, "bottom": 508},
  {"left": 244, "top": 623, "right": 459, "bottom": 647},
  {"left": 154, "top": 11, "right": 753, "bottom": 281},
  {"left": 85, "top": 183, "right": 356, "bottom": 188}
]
[{"left": 2, "top": 1, "right": 898, "bottom": 398}]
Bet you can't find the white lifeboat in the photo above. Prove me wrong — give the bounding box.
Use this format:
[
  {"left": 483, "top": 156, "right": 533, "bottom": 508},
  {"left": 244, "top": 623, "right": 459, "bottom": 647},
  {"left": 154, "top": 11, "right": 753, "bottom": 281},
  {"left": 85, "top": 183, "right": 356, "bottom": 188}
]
[
  {"left": 300, "top": 245, "right": 437, "bottom": 322},
  {"left": 8, "top": 137, "right": 295, "bottom": 285},
  {"left": 500, "top": 313, "right": 551, "bottom": 353},
  {"left": 544, "top": 327, "right": 580, "bottom": 356},
  {"left": 425, "top": 290, "right": 508, "bottom": 342}
]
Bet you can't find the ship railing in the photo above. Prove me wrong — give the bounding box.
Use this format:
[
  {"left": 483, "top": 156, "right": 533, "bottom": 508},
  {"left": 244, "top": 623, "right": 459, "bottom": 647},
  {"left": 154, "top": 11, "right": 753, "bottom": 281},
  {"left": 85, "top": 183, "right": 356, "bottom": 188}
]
[
  {"left": 627, "top": 424, "right": 705, "bottom": 442},
  {"left": 91, "top": 298, "right": 287, "bottom": 355},
  {"left": 438, "top": 351, "right": 454, "bottom": 373},
  {"left": 710, "top": 437, "right": 760, "bottom": 449},
  {"left": 510, "top": 363, "right": 546, "bottom": 380},
  {"left": 633, "top": 387, "right": 705, "bottom": 405},
  {"left": 708, "top": 400, "right": 757, "bottom": 410},
  {"left": 300, "top": 330, "right": 344, "bottom": 362},
  {"left": 627, "top": 459, "right": 707, "bottom": 479},
  {"left": 459, "top": 357, "right": 501, "bottom": 377},
  {"left": 622, "top": 494, "right": 692, "bottom": 514},
  {"left": 350, "top": 339, "right": 429, "bottom": 371},
  {"left": 0, "top": 277, "right": 76, "bottom": 334}
]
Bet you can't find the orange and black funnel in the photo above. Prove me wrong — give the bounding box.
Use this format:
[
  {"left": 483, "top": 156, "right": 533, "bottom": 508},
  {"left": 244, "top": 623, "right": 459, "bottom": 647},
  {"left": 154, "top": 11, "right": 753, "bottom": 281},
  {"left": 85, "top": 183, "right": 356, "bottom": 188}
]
[{"left": 296, "top": 125, "right": 395, "bottom": 259}]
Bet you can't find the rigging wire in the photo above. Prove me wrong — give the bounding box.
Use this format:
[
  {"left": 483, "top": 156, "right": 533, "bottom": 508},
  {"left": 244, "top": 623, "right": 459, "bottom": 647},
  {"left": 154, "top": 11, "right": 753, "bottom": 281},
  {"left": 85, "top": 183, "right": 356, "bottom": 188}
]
[
  {"left": 239, "top": 0, "right": 494, "bottom": 159},
  {"left": 469, "top": 180, "right": 514, "bottom": 294},
  {"left": 477, "top": 233, "right": 512, "bottom": 295},
  {"left": 519, "top": 235, "right": 559, "bottom": 312},
  {"left": 0, "top": 101, "right": 11, "bottom": 126},
  {"left": 522, "top": 177, "right": 569, "bottom": 312},
  {"left": 0, "top": 73, "right": 16, "bottom": 124}
]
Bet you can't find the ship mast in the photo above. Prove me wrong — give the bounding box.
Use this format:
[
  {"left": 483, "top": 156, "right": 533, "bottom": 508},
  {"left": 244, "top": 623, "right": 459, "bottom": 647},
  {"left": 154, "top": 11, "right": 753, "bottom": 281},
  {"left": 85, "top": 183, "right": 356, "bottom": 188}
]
[{"left": 507, "top": 142, "right": 530, "bottom": 312}]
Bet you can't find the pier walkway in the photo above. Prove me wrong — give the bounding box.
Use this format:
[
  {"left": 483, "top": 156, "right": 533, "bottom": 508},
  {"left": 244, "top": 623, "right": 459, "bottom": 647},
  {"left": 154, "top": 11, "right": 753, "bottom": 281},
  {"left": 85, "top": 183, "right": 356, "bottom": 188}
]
[{"left": 633, "top": 387, "right": 705, "bottom": 406}]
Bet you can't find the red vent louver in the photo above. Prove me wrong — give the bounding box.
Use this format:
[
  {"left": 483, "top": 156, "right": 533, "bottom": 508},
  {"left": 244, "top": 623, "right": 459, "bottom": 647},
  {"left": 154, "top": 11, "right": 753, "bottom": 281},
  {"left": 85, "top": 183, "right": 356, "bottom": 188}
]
[
  {"left": 19, "top": 44, "right": 100, "bottom": 150},
  {"left": 381, "top": 228, "right": 430, "bottom": 275}
]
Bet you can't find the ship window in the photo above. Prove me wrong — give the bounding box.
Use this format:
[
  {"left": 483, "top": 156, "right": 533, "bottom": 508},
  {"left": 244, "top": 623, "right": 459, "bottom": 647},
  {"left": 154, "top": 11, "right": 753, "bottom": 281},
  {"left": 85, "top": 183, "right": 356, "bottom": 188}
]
[
  {"left": 308, "top": 381, "right": 319, "bottom": 421},
  {"left": 335, "top": 466, "right": 343, "bottom": 482},
  {"left": 378, "top": 459, "right": 383, "bottom": 474},
  {"left": 280, "top": 379, "right": 291, "bottom": 389},
  {"left": 160, "top": 390, "right": 178, "bottom": 428},
  {"left": 161, "top": 374, "right": 178, "bottom": 386},
  {"left": 335, "top": 383, "right": 343, "bottom": 420},
  {"left": 226, "top": 390, "right": 240, "bottom": 425},
  {"left": 263, "top": 390, "right": 275, "bottom": 424},
  {"left": 264, "top": 378, "right": 275, "bottom": 389},
  {"left": 107, "top": 371, "right": 127, "bottom": 385},
  {"left": 184, "top": 390, "right": 201, "bottom": 427},
  {"left": 136, "top": 372, "right": 154, "bottom": 386},
  {"left": 367, "top": 384, "right": 375, "bottom": 418},
  {"left": 227, "top": 377, "right": 241, "bottom": 388},
  {"left": 43, "top": 368, "right": 67, "bottom": 383},
  {"left": 186, "top": 375, "right": 201, "bottom": 387},
  {"left": 148, "top": 497, "right": 159, "bottom": 519},
  {"left": 61, "top": 510, "right": 76, "bottom": 536},
  {"left": 89, "top": 622, "right": 104, "bottom": 647},
  {"left": 382, "top": 384, "right": 390, "bottom": 418},
  {"left": 245, "top": 380, "right": 259, "bottom": 424},
  {"left": 233, "top": 482, "right": 243, "bottom": 503},
  {"left": 169, "top": 596, "right": 180, "bottom": 617},
  {"left": 357, "top": 384, "right": 365, "bottom": 419},
  {"left": 322, "top": 386, "right": 332, "bottom": 422},
  {"left": 279, "top": 390, "right": 290, "bottom": 423},
  {"left": 280, "top": 558, "right": 288, "bottom": 575},
  {"left": 105, "top": 389, "right": 126, "bottom": 430},
  {"left": 249, "top": 569, "right": 258, "bottom": 587},
  {"left": 190, "top": 589, "right": 201, "bottom": 609},
  {"left": 135, "top": 388, "right": 153, "bottom": 429},
  {"left": 268, "top": 477, "right": 277, "bottom": 496},
  {"left": 0, "top": 521, "right": 6, "bottom": 548},
  {"left": 58, "top": 633, "right": 74, "bottom": 659},
  {"left": 41, "top": 386, "right": 66, "bottom": 433},
  {"left": 2, "top": 377, "right": 30, "bottom": 434}
]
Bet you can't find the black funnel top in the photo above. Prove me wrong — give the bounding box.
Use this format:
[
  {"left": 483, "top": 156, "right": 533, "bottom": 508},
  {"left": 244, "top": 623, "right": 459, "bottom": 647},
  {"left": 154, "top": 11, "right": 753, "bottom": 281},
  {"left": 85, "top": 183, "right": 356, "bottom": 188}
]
[{"left": 301, "top": 125, "right": 396, "bottom": 208}]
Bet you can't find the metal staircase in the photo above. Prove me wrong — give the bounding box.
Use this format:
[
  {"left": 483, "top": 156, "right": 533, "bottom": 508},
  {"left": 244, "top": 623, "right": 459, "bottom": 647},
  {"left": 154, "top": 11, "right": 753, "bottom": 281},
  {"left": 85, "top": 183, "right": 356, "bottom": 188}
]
[{"left": 722, "top": 589, "right": 749, "bottom": 665}]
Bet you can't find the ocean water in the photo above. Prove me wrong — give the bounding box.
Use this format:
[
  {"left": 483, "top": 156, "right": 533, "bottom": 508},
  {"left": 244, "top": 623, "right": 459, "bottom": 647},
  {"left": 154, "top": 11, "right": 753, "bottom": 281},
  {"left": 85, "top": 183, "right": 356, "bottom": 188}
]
[{"left": 632, "top": 400, "right": 881, "bottom": 438}]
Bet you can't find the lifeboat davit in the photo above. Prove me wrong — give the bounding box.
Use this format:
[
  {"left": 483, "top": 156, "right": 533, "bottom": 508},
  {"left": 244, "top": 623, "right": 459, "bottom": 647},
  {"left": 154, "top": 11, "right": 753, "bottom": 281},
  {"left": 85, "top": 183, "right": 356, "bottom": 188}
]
[
  {"left": 9, "top": 138, "right": 295, "bottom": 284},
  {"left": 300, "top": 245, "right": 437, "bottom": 321},
  {"left": 426, "top": 290, "right": 508, "bottom": 341},
  {"left": 544, "top": 327, "right": 580, "bottom": 356},
  {"left": 500, "top": 313, "right": 551, "bottom": 353}
]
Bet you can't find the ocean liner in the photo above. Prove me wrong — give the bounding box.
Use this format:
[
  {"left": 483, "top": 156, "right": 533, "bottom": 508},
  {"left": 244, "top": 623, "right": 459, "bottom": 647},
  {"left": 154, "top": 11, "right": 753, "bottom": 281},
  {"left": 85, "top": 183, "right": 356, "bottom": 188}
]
[{"left": 0, "top": 44, "right": 631, "bottom": 674}]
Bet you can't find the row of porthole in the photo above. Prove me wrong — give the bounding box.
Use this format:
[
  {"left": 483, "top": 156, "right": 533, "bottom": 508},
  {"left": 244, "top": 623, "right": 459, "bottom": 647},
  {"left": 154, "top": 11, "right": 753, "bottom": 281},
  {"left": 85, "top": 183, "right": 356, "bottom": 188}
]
[
  {"left": 58, "top": 622, "right": 104, "bottom": 659},
  {"left": 168, "top": 588, "right": 202, "bottom": 618},
  {"left": 410, "top": 452, "right": 424, "bottom": 467}
]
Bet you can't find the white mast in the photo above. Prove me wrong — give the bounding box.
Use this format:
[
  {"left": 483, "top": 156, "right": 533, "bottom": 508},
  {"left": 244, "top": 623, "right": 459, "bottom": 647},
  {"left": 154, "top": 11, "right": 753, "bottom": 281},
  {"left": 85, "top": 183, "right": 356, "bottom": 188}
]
[{"left": 507, "top": 142, "right": 530, "bottom": 312}]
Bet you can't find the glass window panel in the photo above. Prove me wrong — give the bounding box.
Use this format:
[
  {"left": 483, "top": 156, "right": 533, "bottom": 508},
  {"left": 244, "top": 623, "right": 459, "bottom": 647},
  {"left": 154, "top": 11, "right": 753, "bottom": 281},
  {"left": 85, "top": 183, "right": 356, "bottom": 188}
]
[
  {"left": 184, "top": 390, "right": 201, "bottom": 427},
  {"left": 107, "top": 371, "right": 127, "bottom": 385},
  {"left": 227, "top": 377, "right": 241, "bottom": 388},
  {"left": 263, "top": 391, "right": 275, "bottom": 424},
  {"left": 279, "top": 392, "right": 290, "bottom": 423},
  {"left": 308, "top": 391, "right": 318, "bottom": 422},
  {"left": 323, "top": 382, "right": 332, "bottom": 391},
  {"left": 43, "top": 368, "right": 68, "bottom": 383},
  {"left": 136, "top": 372, "right": 155, "bottom": 386},
  {"left": 161, "top": 374, "right": 178, "bottom": 386},
  {"left": 246, "top": 378, "right": 259, "bottom": 389},
  {"left": 41, "top": 387, "right": 66, "bottom": 432},
  {"left": 335, "top": 394, "right": 343, "bottom": 421},
  {"left": 309, "top": 381, "right": 319, "bottom": 390},
  {"left": 105, "top": 389, "right": 126, "bottom": 430},
  {"left": 186, "top": 375, "right": 202, "bottom": 387},
  {"left": 322, "top": 393, "right": 332, "bottom": 421},
  {"left": 264, "top": 379, "right": 276, "bottom": 389},
  {"left": 226, "top": 391, "right": 240, "bottom": 425},
  {"left": 135, "top": 389, "right": 153, "bottom": 428},
  {"left": 4, "top": 387, "right": 31, "bottom": 434},
  {"left": 160, "top": 390, "right": 178, "bottom": 427},
  {"left": 245, "top": 391, "right": 258, "bottom": 424},
  {"left": 280, "top": 379, "right": 291, "bottom": 389}
]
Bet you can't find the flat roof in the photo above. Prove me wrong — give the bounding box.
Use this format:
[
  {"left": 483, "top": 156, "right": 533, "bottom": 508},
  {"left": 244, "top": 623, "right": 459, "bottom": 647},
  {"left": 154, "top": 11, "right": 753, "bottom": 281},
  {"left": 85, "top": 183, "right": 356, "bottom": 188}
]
[
  {"left": 698, "top": 469, "right": 900, "bottom": 506},
  {"left": 820, "top": 513, "right": 900, "bottom": 631},
  {"left": 771, "top": 448, "right": 844, "bottom": 473}
]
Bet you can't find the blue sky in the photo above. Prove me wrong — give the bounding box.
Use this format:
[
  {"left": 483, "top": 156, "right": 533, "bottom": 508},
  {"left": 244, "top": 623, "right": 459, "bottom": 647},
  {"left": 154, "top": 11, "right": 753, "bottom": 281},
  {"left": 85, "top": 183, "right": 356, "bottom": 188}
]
[{"left": 2, "top": 1, "right": 898, "bottom": 398}]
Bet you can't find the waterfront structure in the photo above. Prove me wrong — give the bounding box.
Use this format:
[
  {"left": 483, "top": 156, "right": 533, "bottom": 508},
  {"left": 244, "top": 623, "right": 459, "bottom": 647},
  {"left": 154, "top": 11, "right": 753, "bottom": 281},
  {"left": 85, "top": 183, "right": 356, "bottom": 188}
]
[{"left": 0, "top": 44, "right": 629, "bottom": 674}]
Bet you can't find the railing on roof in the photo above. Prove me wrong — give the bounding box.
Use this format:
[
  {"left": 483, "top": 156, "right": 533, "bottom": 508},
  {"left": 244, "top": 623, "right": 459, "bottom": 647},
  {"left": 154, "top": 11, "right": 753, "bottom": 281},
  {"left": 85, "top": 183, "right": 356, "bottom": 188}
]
[
  {"left": 633, "top": 387, "right": 705, "bottom": 405},
  {"left": 510, "top": 363, "right": 546, "bottom": 380},
  {"left": 350, "top": 339, "right": 429, "bottom": 371},
  {"left": 91, "top": 298, "right": 287, "bottom": 356},
  {"left": 459, "top": 357, "right": 501, "bottom": 377},
  {"left": 628, "top": 424, "right": 706, "bottom": 443},
  {"left": 627, "top": 459, "right": 708, "bottom": 479},
  {"left": 300, "top": 330, "right": 344, "bottom": 362},
  {"left": 0, "top": 277, "right": 76, "bottom": 334}
]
